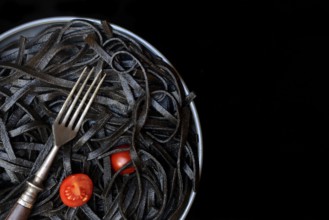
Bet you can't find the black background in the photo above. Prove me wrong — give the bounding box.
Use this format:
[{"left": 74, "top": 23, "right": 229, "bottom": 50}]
[{"left": 1, "top": 1, "right": 328, "bottom": 219}]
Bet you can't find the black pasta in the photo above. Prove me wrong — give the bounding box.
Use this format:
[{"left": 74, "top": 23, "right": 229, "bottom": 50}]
[{"left": 0, "top": 19, "right": 199, "bottom": 220}]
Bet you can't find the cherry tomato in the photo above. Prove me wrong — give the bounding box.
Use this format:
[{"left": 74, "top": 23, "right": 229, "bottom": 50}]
[
  {"left": 59, "top": 173, "right": 93, "bottom": 207},
  {"left": 110, "top": 144, "right": 135, "bottom": 175}
]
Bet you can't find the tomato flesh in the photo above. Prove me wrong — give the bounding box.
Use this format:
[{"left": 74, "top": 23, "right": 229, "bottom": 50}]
[
  {"left": 59, "top": 173, "right": 93, "bottom": 207},
  {"left": 111, "top": 144, "right": 135, "bottom": 175}
]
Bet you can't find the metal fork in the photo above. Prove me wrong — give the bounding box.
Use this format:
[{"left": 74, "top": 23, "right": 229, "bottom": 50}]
[{"left": 6, "top": 67, "right": 106, "bottom": 220}]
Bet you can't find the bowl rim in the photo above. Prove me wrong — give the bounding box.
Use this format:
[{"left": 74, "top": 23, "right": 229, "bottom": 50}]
[{"left": 0, "top": 16, "right": 203, "bottom": 220}]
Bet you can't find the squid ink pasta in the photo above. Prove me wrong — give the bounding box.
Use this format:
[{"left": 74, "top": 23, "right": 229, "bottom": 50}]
[{"left": 0, "top": 19, "right": 200, "bottom": 220}]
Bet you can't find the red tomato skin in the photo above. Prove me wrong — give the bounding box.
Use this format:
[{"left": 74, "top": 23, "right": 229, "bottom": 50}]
[
  {"left": 59, "top": 173, "right": 93, "bottom": 207},
  {"left": 111, "top": 144, "right": 135, "bottom": 175}
]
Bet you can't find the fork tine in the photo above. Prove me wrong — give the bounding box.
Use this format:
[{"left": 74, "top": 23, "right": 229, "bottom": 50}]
[
  {"left": 54, "top": 67, "right": 88, "bottom": 123},
  {"left": 73, "top": 73, "right": 106, "bottom": 131},
  {"left": 61, "top": 67, "right": 94, "bottom": 125},
  {"left": 68, "top": 69, "right": 102, "bottom": 128},
  {"left": 68, "top": 69, "right": 104, "bottom": 129}
]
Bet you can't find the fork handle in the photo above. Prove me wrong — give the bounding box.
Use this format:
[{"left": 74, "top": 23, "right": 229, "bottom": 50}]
[
  {"left": 6, "top": 145, "right": 60, "bottom": 220},
  {"left": 5, "top": 202, "right": 32, "bottom": 220},
  {"left": 5, "top": 180, "right": 43, "bottom": 220},
  {"left": 6, "top": 202, "right": 31, "bottom": 220}
]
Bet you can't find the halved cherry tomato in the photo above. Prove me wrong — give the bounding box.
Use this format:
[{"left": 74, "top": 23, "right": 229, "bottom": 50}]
[
  {"left": 59, "top": 173, "right": 93, "bottom": 207},
  {"left": 110, "top": 144, "right": 135, "bottom": 175}
]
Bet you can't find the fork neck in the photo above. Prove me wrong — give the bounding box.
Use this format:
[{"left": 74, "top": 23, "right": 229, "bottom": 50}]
[{"left": 34, "top": 144, "right": 60, "bottom": 185}]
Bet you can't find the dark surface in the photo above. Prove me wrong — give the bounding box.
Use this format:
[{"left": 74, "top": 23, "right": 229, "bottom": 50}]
[{"left": 1, "top": 1, "right": 328, "bottom": 219}]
